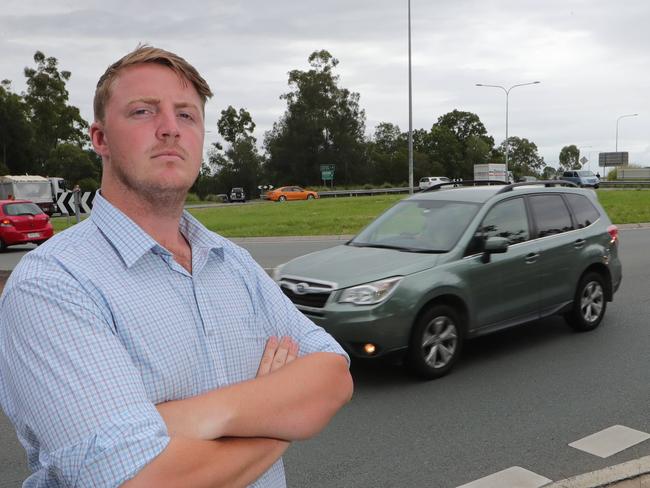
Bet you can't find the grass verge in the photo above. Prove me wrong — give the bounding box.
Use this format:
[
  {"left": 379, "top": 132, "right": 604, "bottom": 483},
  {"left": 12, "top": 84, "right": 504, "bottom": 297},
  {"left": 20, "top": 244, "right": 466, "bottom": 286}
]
[{"left": 50, "top": 190, "right": 650, "bottom": 237}]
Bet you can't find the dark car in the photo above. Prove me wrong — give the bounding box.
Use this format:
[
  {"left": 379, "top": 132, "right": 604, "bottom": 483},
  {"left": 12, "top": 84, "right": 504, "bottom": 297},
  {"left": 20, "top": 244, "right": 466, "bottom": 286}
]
[
  {"left": 275, "top": 181, "right": 622, "bottom": 379},
  {"left": 229, "top": 187, "right": 246, "bottom": 203},
  {"left": 0, "top": 200, "right": 54, "bottom": 251}
]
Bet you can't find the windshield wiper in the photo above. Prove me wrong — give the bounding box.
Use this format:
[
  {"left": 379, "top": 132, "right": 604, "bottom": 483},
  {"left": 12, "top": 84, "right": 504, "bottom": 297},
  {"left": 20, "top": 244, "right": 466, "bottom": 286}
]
[{"left": 348, "top": 242, "right": 446, "bottom": 253}]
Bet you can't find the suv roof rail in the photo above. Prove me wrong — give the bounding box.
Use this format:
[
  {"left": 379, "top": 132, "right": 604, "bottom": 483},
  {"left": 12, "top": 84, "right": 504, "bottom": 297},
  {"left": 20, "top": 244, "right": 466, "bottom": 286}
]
[
  {"left": 421, "top": 180, "right": 507, "bottom": 193},
  {"left": 495, "top": 180, "right": 578, "bottom": 194}
]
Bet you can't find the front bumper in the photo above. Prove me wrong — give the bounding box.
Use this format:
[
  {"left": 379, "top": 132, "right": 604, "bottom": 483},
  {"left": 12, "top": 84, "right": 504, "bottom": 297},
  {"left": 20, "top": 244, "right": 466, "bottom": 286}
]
[{"left": 296, "top": 301, "right": 413, "bottom": 359}]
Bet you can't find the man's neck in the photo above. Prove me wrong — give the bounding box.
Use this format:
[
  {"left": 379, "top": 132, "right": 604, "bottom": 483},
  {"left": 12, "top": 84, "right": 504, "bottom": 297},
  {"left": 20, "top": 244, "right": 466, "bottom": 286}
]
[{"left": 100, "top": 184, "right": 191, "bottom": 268}]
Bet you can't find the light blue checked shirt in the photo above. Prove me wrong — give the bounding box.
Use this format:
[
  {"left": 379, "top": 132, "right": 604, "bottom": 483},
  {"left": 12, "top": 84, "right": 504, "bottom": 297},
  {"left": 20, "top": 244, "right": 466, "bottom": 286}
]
[{"left": 0, "top": 192, "right": 348, "bottom": 487}]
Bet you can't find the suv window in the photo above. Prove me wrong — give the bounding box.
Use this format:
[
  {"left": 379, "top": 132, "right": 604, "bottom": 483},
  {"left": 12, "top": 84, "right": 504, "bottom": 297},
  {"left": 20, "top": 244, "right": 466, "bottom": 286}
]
[
  {"left": 529, "top": 194, "right": 574, "bottom": 237},
  {"left": 481, "top": 197, "right": 530, "bottom": 245},
  {"left": 564, "top": 193, "right": 600, "bottom": 228}
]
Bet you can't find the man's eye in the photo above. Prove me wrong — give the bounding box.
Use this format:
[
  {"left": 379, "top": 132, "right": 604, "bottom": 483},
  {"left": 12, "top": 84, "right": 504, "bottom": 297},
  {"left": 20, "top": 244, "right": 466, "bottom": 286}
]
[
  {"left": 132, "top": 108, "right": 152, "bottom": 116},
  {"left": 178, "top": 112, "right": 194, "bottom": 120}
]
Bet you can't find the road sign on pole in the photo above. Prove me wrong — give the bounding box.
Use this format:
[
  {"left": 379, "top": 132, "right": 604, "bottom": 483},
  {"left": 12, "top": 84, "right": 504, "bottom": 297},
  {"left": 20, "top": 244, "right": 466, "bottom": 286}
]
[{"left": 599, "top": 152, "right": 628, "bottom": 167}]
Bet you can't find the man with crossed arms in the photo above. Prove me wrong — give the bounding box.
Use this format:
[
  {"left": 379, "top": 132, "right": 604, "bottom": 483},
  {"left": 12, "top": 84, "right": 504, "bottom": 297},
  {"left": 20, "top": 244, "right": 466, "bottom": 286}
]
[{"left": 0, "top": 46, "right": 353, "bottom": 487}]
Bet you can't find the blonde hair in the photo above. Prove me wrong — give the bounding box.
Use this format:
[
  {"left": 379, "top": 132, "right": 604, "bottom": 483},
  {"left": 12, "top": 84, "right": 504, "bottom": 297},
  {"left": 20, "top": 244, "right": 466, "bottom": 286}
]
[{"left": 93, "top": 45, "right": 213, "bottom": 122}]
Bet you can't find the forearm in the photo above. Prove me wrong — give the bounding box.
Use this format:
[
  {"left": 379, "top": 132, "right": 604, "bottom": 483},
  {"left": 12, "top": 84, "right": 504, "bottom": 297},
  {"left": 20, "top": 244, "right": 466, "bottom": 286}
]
[
  {"left": 157, "top": 352, "right": 353, "bottom": 441},
  {"left": 122, "top": 436, "right": 288, "bottom": 488}
]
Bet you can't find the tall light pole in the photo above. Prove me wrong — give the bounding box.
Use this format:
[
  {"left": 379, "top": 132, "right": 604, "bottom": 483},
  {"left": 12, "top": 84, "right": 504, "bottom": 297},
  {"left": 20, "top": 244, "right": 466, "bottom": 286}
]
[
  {"left": 476, "top": 81, "right": 541, "bottom": 178},
  {"left": 615, "top": 113, "right": 638, "bottom": 152},
  {"left": 407, "top": 0, "right": 413, "bottom": 194}
]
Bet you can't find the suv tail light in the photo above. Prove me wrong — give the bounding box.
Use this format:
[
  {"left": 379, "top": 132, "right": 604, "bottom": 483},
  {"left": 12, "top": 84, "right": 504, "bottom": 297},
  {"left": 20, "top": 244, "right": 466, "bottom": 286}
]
[
  {"left": 607, "top": 224, "right": 619, "bottom": 245},
  {"left": 0, "top": 218, "right": 13, "bottom": 227}
]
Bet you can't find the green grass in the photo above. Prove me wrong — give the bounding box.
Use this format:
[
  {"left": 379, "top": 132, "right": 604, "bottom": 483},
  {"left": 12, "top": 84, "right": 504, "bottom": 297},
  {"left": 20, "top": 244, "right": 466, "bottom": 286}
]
[
  {"left": 595, "top": 189, "right": 650, "bottom": 224},
  {"left": 50, "top": 190, "right": 650, "bottom": 236}
]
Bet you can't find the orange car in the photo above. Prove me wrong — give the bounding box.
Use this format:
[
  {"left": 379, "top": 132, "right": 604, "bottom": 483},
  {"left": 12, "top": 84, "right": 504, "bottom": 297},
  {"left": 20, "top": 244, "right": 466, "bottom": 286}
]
[{"left": 266, "top": 186, "right": 319, "bottom": 202}]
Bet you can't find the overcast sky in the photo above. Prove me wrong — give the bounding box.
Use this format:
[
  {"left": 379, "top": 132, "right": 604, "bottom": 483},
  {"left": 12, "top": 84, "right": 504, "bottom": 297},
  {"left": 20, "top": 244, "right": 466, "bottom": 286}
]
[{"left": 2, "top": 0, "right": 649, "bottom": 171}]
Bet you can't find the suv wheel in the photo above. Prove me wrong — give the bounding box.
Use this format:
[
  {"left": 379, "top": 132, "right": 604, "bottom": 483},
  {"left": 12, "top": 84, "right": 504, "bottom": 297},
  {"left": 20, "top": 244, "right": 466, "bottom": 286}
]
[
  {"left": 407, "top": 304, "right": 463, "bottom": 379},
  {"left": 565, "top": 272, "right": 607, "bottom": 331}
]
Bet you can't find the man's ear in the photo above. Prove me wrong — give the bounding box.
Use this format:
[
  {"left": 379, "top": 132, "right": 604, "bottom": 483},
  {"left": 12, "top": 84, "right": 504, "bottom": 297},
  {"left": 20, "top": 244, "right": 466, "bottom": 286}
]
[{"left": 90, "top": 122, "right": 109, "bottom": 157}]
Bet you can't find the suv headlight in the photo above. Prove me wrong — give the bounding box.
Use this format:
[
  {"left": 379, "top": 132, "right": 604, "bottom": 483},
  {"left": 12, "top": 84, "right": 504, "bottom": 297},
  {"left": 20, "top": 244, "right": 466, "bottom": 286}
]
[{"left": 338, "top": 277, "right": 402, "bottom": 305}]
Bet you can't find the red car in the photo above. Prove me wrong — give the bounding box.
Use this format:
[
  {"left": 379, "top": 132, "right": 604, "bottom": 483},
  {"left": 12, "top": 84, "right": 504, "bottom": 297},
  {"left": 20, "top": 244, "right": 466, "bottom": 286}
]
[{"left": 0, "top": 200, "right": 54, "bottom": 251}]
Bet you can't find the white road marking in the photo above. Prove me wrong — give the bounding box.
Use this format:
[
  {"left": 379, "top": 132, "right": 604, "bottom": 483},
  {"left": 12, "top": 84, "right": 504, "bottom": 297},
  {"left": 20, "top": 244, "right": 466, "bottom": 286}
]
[
  {"left": 569, "top": 425, "right": 650, "bottom": 458},
  {"left": 456, "top": 466, "right": 552, "bottom": 488}
]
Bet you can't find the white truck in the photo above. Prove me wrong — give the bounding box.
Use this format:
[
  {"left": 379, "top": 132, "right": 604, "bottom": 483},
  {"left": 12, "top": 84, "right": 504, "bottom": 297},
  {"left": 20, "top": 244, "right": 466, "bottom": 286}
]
[
  {"left": 0, "top": 175, "right": 67, "bottom": 215},
  {"left": 473, "top": 164, "right": 513, "bottom": 183}
]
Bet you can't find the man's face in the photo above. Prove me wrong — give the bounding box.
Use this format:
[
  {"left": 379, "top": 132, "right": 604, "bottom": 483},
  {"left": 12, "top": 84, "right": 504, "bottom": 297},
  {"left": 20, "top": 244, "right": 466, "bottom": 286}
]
[{"left": 92, "top": 63, "right": 204, "bottom": 203}]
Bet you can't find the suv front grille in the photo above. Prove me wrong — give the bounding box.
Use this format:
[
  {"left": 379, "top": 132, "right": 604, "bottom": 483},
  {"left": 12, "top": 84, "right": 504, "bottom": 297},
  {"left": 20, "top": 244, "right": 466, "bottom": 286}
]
[{"left": 279, "top": 278, "right": 334, "bottom": 308}]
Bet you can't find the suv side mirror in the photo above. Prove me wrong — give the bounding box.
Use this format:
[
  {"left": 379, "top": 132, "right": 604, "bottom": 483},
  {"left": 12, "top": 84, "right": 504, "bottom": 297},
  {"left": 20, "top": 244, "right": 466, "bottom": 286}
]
[{"left": 481, "top": 236, "right": 509, "bottom": 263}]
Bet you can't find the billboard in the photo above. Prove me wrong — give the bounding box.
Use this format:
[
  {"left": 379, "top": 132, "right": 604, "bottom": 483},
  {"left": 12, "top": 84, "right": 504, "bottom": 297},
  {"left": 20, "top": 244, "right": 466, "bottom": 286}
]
[{"left": 598, "top": 152, "right": 628, "bottom": 167}]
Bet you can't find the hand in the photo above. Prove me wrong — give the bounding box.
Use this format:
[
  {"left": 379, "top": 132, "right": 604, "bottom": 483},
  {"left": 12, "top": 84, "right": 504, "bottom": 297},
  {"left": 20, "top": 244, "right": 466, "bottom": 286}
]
[{"left": 257, "top": 336, "right": 299, "bottom": 377}]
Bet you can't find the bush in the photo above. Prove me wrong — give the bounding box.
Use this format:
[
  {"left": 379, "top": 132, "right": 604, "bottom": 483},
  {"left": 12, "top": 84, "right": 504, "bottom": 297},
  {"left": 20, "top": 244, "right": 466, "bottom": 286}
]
[
  {"left": 77, "top": 178, "right": 100, "bottom": 191},
  {"left": 381, "top": 182, "right": 394, "bottom": 188},
  {"left": 363, "top": 183, "right": 374, "bottom": 190},
  {"left": 185, "top": 192, "right": 202, "bottom": 203}
]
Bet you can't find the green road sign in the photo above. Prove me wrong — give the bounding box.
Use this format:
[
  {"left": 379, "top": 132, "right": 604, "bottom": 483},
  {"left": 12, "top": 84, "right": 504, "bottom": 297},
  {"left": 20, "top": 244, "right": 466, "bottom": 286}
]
[
  {"left": 321, "top": 170, "right": 334, "bottom": 180},
  {"left": 320, "top": 164, "right": 335, "bottom": 172}
]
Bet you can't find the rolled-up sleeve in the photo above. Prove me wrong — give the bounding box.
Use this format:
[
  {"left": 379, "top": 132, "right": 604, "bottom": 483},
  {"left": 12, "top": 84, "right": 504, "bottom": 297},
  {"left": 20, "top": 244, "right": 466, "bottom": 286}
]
[{"left": 0, "top": 276, "right": 169, "bottom": 487}]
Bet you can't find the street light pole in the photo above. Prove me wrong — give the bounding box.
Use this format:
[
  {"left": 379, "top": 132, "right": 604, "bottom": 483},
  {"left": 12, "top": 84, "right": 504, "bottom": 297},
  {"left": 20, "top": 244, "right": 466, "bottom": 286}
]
[
  {"left": 615, "top": 113, "right": 638, "bottom": 152},
  {"left": 476, "top": 81, "right": 541, "bottom": 179},
  {"left": 407, "top": 0, "right": 413, "bottom": 194}
]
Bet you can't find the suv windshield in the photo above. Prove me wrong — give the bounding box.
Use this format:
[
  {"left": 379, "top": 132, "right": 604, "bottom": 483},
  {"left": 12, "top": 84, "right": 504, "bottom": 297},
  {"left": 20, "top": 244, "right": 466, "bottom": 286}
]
[
  {"left": 577, "top": 171, "right": 595, "bottom": 177},
  {"left": 349, "top": 199, "right": 480, "bottom": 252},
  {"left": 3, "top": 202, "right": 43, "bottom": 216}
]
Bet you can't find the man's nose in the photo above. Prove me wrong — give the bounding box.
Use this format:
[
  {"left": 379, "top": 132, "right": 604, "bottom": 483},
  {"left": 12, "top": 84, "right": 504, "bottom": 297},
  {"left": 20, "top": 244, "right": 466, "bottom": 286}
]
[{"left": 155, "top": 109, "right": 180, "bottom": 140}]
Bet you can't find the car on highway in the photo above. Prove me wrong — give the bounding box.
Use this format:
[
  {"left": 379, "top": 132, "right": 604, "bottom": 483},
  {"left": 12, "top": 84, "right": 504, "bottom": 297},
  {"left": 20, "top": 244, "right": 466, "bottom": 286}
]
[
  {"left": 274, "top": 181, "right": 622, "bottom": 379},
  {"left": 266, "top": 186, "right": 319, "bottom": 202},
  {"left": 0, "top": 200, "right": 54, "bottom": 252},
  {"left": 418, "top": 176, "right": 450, "bottom": 190},
  {"left": 228, "top": 187, "right": 246, "bottom": 203},
  {"left": 559, "top": 170, "right": 600, "bottom": 188}
]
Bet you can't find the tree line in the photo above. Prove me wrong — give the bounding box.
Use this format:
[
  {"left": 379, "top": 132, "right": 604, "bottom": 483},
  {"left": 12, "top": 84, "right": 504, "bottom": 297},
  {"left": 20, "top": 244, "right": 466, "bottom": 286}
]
[{"left": 1, "top": 50, "right": 587, "bottom": 196}]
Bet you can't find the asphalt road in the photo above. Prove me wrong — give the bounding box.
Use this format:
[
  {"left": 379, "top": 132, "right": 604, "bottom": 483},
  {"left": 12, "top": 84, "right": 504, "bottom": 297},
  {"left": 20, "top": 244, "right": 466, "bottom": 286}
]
[{"left": 0, "top": 230, "right": 648, "bottom": 487}]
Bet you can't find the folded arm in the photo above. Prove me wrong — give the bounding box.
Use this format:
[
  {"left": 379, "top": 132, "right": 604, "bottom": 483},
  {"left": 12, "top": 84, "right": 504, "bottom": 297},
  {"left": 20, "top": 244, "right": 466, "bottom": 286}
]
[
  {"left": 123, "top": 437, "right": 288, "bottom": 488},
  {"left": 157, "top": 336, "right": 353, "bottom": 441}
]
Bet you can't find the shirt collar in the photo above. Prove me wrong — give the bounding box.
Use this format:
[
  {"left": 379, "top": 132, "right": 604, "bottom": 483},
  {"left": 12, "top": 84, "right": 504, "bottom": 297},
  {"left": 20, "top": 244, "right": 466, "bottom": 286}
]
[{"left": 91, "top": 192, "right": 224, "bottom": 268}]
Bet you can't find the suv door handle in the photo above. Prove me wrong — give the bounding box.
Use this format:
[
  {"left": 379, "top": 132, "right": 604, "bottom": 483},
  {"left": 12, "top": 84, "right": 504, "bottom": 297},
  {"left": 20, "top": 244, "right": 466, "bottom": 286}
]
[
  {"left": 574, "top": 238, "right": 586, "bottom": 249},
  {"left": 525, "top": 252, "right": 539, "bottom": 264}
]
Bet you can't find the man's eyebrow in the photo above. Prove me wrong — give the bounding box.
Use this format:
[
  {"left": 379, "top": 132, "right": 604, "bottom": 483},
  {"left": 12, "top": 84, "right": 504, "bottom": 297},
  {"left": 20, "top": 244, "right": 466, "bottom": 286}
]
[{"left": 127, "top": 97, "right": 160, "bottom": 106}]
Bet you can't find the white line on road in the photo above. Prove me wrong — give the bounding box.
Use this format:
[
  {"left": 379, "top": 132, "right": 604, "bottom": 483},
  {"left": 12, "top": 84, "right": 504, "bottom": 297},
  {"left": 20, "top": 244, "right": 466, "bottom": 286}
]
[
  {"left": 569, "top": 425, "right": 650, "bottom": 458},
  {"left": 456, "top": 466, "right": 552, "bottom": 488}
]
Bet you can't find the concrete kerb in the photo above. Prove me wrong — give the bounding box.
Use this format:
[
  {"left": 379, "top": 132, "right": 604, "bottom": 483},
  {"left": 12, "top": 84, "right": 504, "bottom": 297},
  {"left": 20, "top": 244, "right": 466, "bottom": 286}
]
[{"left": 545, "top": 455, "right": 650, "bottom": 487}]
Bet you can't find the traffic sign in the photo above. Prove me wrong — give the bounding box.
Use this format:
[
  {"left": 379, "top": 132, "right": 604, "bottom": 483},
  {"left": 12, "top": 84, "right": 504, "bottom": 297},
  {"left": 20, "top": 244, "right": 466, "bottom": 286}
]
[
  {"left": 56, "top": 190, "right": 96, "bottom": 215},
  {"left": 321, "top": 170, "right": 334, "bottom": 181},
  {"left": 320, "top": 164, "right": 335, "bottom": 172},
  {"left": 580, "top": 156, "right": 588, "bottom": 165},
  {"left": 599, "top": 152, "right": 628, "bottom": 167}
]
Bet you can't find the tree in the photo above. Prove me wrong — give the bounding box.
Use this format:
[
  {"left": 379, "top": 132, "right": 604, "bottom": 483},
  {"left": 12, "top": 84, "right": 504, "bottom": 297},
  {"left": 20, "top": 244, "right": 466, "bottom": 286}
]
[
  {"left": 217, "top": 106, "right": 255, "bottom": 145},
  {"left": 0, "top": 80, "right": 35, "bottom": 174},
  {"left": 45, "top": 143, "right": 101, "bottom": 187},
  {"left": 23, "top": 51, "right": 89, "bottom": 174},
  {"left": 420, "top": 110, "right": 494, "bottom": 179},
  {"left": 264, "top": 50, "right": 369, "bottom": 185},
  {"left": 497, "top": 137, "right": 545, "bottom": 179},
  {"left": 542, "top": 166, "right": 557, "bottom": 179},
  {"left": 207, "top": 107, "right": 263, "bottom": 198},
  {"left": 558, "top": 145, "right": 580, "bottom": 171}
]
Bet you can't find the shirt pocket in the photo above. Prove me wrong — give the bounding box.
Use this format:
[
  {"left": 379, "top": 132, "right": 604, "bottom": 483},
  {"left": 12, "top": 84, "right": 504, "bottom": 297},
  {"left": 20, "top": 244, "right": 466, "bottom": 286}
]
[{"left": 206, "top": 315, "right": 269, "bottom": 385}]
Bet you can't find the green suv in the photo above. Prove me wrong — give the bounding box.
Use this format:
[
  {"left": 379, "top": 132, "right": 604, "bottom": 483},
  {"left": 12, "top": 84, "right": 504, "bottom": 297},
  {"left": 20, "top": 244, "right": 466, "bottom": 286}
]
[{"left": 275, "top": 181, "right": 622, "bottom": 379}]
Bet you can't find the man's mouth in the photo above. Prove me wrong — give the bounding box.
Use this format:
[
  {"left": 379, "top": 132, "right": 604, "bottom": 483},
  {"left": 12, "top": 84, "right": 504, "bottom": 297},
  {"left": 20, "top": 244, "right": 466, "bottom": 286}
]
[{"left": 152, "top": 150, "right": 184, "bottom": 160}]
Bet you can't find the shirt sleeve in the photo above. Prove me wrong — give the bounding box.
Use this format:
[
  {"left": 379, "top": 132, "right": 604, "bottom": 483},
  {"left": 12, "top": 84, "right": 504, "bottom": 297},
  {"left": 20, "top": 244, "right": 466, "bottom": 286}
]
[
  {"left": 0, "top": 274, "right": 169, "bottom": 487},
  {"left": 241, "top": 250, "right": 350, "bottom": 363}
]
